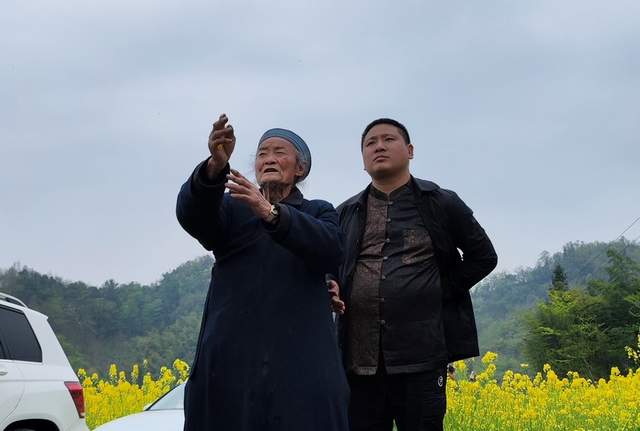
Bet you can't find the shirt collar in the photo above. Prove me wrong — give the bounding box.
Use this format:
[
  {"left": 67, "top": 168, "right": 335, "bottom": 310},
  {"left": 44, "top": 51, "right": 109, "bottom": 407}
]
[{"left": 370, "top": 179, "right": 413, "bottom": 201}]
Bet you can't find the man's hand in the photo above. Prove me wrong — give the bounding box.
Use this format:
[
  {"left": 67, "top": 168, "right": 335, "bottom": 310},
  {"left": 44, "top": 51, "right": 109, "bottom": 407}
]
[
  {"left": 327, "top": 279, "right": 345, "bottom": 315},
  {"left": 226, "top": 169, "right": 273, "bottom": 220},
  {"left": 206, "top": 113, "right": 236, "bottom": 179}
]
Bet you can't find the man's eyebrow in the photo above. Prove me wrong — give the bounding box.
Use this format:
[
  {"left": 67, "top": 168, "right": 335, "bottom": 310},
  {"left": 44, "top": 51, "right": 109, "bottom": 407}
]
[{"left": 367, "top": 133, "right": 395, "bottom": 140}]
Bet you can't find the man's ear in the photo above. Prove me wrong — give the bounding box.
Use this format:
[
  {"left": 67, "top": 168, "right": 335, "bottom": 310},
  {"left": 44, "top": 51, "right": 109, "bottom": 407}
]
[{"left": 408, "top": 144, "right": 414, "bottom": 160}]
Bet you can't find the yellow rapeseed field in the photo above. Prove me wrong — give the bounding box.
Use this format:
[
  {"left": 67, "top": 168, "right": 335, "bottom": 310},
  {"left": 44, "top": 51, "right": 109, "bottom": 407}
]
[
  {"left": 78, "top": 359, "right": 190, "bottom": 430},
  {"left": 80, "top": 353, "right": 640, "bottom": 430}
]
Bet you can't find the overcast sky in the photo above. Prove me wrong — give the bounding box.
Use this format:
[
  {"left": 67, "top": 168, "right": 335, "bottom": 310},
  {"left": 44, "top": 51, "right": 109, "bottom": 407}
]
[{"left": 1, "top": 0, "right": 639, "bottom": 286}]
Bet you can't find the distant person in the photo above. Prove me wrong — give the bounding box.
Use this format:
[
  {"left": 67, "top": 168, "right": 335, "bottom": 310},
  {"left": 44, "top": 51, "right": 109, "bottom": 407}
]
[
  {"left": 331, "top": 118, "right": 497, "bottom": 431},
  {"left": 177, "top": 114, "right": 349, "bottom": 431},
  {"left": 447, "top": 364, "right": 456, "bottom": 382}
]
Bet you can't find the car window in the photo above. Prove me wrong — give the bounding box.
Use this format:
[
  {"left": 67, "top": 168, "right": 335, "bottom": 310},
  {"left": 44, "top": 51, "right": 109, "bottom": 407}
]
[
  {"left": 0, "top": 306, "right": 42, "bottom": 362},
  {"left": 0, "top": 336, "right": 6, "bottom": 359},
  {"left": 148, "top": 383, "right": 185, "bottom": 410}
]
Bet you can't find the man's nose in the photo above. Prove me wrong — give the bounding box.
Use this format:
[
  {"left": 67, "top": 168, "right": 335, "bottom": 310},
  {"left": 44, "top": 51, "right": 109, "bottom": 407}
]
[{"left": 374, "top": 140, "right": 386, "bottom": 151}]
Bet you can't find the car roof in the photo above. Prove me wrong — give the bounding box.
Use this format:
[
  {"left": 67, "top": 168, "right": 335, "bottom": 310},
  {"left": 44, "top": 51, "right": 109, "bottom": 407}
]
[
  {"left": 0, "top": 292, "right": 48, "bottom": 320},
  {"left": 0, "top": 292, "right": 27, "bottom": 307}
]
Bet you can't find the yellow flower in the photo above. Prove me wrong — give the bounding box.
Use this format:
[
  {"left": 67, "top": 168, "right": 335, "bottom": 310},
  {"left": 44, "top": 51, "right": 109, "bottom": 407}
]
[
  {"left": 81, "top": 356, "right": 640, "bottom": 431},
  {"left": 481, "top": 351, "right": 498, "bottom": 365}
]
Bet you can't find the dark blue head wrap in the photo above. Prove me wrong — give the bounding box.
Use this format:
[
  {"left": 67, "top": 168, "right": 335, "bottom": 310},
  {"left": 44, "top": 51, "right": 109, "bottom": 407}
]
[{"left": 258, "top": 128, "right": 311, "bottom": 181}]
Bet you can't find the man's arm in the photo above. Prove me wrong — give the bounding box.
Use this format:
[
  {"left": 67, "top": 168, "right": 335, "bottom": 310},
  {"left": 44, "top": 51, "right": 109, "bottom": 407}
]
[{"left": 445, "top": 191, "right": 498, "bottom": 290}]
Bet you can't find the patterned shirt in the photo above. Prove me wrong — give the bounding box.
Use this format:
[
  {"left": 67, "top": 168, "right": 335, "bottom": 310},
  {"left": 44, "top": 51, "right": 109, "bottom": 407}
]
[{"left": 347, "top": 181, "right": 443, "bottom": 375}]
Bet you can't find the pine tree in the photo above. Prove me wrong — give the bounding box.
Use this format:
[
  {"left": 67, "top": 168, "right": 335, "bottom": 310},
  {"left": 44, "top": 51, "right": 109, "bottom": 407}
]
[{"left": 551, "top": 263, "right": 568, "bottom": 291}]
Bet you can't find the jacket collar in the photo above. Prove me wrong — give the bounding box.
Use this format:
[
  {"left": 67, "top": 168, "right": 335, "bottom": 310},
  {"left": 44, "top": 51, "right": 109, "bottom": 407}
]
[{"left": 281, "top": 186, "right": 304, "bottom": 207}]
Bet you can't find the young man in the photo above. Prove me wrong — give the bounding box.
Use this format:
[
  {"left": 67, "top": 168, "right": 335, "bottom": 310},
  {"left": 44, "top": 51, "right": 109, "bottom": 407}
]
[{"left": 334, "top": 118, "right": 497, "bottom": 431}]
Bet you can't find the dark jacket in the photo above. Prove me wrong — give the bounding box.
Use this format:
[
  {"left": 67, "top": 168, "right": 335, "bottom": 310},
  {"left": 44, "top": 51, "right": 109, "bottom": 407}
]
[
  {"left": 177, "top": 161, "right": 349, "bottom": 431},
  {"left": 337, "top": 177, "right": 497, "bottom": 366}
]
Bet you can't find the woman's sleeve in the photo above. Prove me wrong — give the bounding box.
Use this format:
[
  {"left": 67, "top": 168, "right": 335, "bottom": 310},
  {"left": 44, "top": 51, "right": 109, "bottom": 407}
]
[
  {"left": 176, "top": 159, "right": 232, "bottom": 253},
  {"left": 264, "top": 200, "right": 344, "bottom": 274}
]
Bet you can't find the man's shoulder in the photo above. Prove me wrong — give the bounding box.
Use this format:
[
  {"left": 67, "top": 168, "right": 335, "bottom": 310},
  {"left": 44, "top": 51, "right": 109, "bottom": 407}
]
[
  {"left": 336, "top": 189, "right": 367, "bottom": 215},
  {"left": 412, "top": 177, "right": 468, "bottom": 210},
  {"left": 413, "top": 176, "right": 462, "bottom": 204}
]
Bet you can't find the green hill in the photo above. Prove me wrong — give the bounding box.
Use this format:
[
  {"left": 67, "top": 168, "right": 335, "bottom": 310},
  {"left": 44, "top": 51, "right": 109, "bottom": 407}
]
[
  {"left": 1, "top": 239, "right": 638, "bottom": 375},
  {"left": 0, "top": 256, "right": 212, "bottom": 373},
  {"left": 474, "top": 239, "right": 640, "bottom": 373}
]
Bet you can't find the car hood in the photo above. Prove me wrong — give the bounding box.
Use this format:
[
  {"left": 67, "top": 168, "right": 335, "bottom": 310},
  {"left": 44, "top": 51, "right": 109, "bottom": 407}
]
[{"left": 94, "top": 409, "right": 183, "bottom": 431}]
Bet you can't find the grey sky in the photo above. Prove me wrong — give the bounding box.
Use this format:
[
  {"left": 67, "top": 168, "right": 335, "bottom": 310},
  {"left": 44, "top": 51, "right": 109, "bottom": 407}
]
[{"left": 2, "top": 0, "right": 639, "bottom": 286}]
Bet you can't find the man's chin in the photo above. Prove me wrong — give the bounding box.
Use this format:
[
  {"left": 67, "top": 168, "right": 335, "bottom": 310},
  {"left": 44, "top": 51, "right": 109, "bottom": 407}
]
[{"left": 367, "top": 166, "right": 395, "bottom": 180}]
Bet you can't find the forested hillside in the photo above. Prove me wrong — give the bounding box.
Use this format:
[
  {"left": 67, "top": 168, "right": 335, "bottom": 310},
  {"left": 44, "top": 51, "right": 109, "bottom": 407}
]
[
  {"left": 474, "top": 239, "right": 640, "bottom": 374},
  {"left": 0, "top": 256, "right": 212, "bottom": 372},
  {"left": 1, "top": 239, "right": 638, "bottom": 375}
]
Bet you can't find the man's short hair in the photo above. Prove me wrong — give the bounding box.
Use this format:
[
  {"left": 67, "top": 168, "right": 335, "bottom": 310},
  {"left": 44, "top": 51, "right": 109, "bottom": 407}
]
[{"left": 361, "top": 118, "right": 411, "bottom": 148}]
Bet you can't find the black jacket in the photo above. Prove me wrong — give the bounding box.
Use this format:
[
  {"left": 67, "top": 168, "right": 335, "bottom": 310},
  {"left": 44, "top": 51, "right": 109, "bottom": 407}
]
[{"left": 337, "top": 177, "right": 497, "bottom": 365}]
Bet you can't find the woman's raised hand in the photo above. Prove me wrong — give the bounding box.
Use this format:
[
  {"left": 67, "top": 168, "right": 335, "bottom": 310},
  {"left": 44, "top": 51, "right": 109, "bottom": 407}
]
[{"left": 206, "top": 113, "right": 236, "bottom": 178}]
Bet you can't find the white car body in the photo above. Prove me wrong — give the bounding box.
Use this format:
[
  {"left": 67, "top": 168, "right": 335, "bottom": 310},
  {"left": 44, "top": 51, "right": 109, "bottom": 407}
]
[
  {"left": 0, "top": 292, "right": 88, "bottom": 431},
  {"left": 94, "top": 383, "right": 185, "bottom": 431}
]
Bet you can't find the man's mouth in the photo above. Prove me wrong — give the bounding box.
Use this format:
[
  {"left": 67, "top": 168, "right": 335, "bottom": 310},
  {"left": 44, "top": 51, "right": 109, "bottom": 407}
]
[{"left": 373, "top": 155, "right": 388, "bottom": 162}]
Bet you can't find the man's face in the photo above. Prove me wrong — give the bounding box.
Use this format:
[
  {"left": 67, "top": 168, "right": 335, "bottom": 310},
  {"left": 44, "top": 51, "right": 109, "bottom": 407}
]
[
  {"left": 255, "top": 138, "right": 304, "bottom": 186},
  {"left": 362, "top": 123, "right": 413, "bottom": 179}
]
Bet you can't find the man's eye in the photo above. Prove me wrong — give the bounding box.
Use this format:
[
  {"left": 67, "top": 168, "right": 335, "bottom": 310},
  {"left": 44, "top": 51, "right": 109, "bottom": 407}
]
[{"left": 385, "top": 137, "right": 394, "bottom": 142}]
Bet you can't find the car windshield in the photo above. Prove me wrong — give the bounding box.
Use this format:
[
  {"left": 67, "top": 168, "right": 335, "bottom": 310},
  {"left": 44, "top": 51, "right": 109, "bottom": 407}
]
[{"left": 147, "top": 383, "right": 185, "bottom": 411}]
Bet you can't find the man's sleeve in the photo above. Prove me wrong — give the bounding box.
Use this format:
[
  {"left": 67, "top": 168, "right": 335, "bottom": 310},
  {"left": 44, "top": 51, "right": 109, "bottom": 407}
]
[{"left": 445, "top": 191, "right": 498, "bottom": 290}]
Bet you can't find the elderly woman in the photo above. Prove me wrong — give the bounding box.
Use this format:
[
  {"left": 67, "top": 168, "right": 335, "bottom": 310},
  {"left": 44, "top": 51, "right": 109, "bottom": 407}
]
[{"left": 176, "top": 114, "right": 349, "bottom": 431}]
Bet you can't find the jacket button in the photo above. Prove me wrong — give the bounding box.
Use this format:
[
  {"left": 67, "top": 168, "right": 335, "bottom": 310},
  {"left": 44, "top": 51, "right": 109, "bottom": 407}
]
[
  {"left": 379, "top": 320, "right": 386, "bottom": 326},
  {"left": 379, "top": 297, "right": 385, "bottom": 303}
]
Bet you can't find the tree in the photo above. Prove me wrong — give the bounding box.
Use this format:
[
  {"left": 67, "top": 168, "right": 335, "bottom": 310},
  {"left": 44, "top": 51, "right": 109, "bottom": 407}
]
[
  {"left": 523, "top": 249, "right": 638, "bottom": 379},
  {"left": 551, "top": 264, "right": 568, "bottom": 291}
]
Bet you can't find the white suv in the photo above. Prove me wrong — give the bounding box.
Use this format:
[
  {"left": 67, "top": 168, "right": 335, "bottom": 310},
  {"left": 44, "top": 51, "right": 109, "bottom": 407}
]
[{"left": 0, "top": 292, "right": 88, "bottom": 431}]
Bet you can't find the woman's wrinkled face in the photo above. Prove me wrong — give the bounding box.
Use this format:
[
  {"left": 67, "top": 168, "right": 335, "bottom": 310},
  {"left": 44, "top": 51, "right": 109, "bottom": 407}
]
[{"left": 255, "top": 138, "right": 304, "bottom": 186}]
